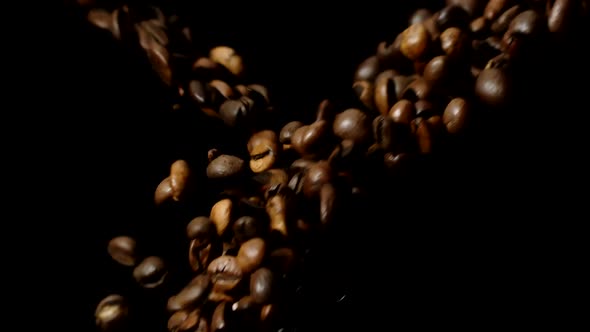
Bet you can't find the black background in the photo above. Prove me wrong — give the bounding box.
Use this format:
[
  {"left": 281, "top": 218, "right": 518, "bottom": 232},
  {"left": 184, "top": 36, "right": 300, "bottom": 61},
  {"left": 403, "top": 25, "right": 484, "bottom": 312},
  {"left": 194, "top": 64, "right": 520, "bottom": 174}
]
[{"left": 54, "top": 1, "right": 587, "bottom": 330}]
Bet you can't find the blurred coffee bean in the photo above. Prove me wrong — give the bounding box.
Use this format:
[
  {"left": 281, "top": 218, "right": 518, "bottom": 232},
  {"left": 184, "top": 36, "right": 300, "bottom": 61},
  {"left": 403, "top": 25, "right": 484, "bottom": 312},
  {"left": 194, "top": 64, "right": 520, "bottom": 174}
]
[
  {"left": 167, "top": 274, "right": 211, "bottom": 311},
  {"left": 133, "top": 256, "right": 167, "bottom": 288},
  {"left": 95, "top": 294, "right": 128, "bottom": 332},
  {"left": 107, "top": 236, "right": 138, "bottom": 267}
]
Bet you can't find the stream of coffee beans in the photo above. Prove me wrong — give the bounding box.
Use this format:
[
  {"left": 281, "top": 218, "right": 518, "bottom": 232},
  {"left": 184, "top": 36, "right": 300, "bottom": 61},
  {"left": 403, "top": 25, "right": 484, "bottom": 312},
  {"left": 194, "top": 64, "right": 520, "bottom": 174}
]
[{"left": 67, "top": 1, "right": 588, "bottom": 331}]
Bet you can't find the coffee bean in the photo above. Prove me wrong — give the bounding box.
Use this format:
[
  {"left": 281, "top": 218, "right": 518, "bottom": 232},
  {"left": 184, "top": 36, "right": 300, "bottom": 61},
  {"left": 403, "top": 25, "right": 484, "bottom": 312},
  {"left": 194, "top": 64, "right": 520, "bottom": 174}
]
[
  {"left": 389, "top": 99, "right": 416, "bottom": 125},
  {"left": 333, "top": 108, "right": 371, "bottom": 144},
  {"left": 475, "top": 67, "right": 512, "bottom": 108},
  {"left": 291, "top": 120, "right": 329, "bottom": 158},
  {"left": 440, "top": 27, "right": 469, "bottom": 59},
  {"left": 187, "top": 217, "right": 217, "bottom": 245},
  {"left": 107, "top": 236, "right": 138, "bottom": 267},
  {"left": 207, "top": 155, "right": 245, "bottom": 180},
  {"left": 354, "top": 55, "right": 380, "bottom": 82},
  {"left": 484, "top": 0, "right": 512, "bottom": 21},
  {"left": 470, "top": 16, "right": 490, "bottom": 37},
  {"left": 409, "top": 8, "right": 433, "bottom": 25},
  {"left": 437, "top": 5, "right": 471, "bottom": 30},
  {"left": 208, "top": 256, "right": 243, "bottom": 292},
  {"left": 279, "top": 121, "right": 304, "bottom": 144},
  {"left": 189, "top": 240, "right": 221, "bottom": 273},
  {"left": 446, "top": 0, "right": 485, "bottom": 17},
  {"left": 95, "top": 294, "right": 128, "bottom": 332},
  {"left": 133, "top": 256, "right": 167, "bottom": 288},
  {"left": 402, "top": 77, "right": 434, "bottom": 102},
  {"left": 491, "top": 4, "right": 522, "bottom": 34},
  {"left": 443, "top": 97, "right": 471, "bottom": 134},
  {"left": 374, "top": 70, "right": 399, "bottom": 115},
  {"left": 401, "top": 23, "right": 431, "bottom": 61},
  {"left": 353, "top": 80, "right": 375, "bottom": 110},
  {"left": 248, "top": 130, "right": 280, "bottom": 173},
  {"left": 302, "top": 161, "right": 333, "bottom": 198},
  {"left": 423, "top": 55, "right": 453, "bottom": 89},
  {"left": 210, "top": 46, "right": 244, "bottom": 77},
  {"left": 167, "top": 274, "right": 211, "bottom": 311},
  {"left": 233, "top": 216, "right": 264, "bottom": 243},
  {"left": 210, "top": 199, "right": 233, "bottom": 236},
  {"left": 250, "top": 267, "right": 275, "bottom": 304},
  {"left": 266, "top": 194, "right": 288, "bottom": 237},
  {"left": 236, "top": 237, "right": 266, "bottom": 273},
  {"left": 548, "top": 0, "right": 576, "bottom": 34},
  {"left": 319, "top": 183, "right": 337, "bottom": 228},
  {"left": 232, "top": 295, "right": 258, "bottom": 312},
  {"left": 211, "top": 301, "right": 233, "bottom": 332}
]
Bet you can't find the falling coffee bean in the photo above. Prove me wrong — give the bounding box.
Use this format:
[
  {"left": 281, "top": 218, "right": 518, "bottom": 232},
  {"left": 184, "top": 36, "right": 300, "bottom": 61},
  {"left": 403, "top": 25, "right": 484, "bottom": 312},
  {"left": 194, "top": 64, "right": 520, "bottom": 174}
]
[
  {"left": 95, "top": 294, "right": 128, "bottom": 332},
  {"left": 107, "top": 236, "right": 138, "bottom": 267},
  {"left": 133, "top": 256, "right": 167, "bottom": 288},
  {"left": 250, "top": 267, "right": 275, "bottom": 304}
]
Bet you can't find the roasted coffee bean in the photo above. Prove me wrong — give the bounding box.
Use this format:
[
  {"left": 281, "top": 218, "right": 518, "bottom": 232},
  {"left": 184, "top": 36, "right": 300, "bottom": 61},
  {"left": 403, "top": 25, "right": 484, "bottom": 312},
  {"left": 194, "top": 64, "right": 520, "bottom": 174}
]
[
  {"left": 384, "top": 152, "right": 415, "bottom": 175},
  {"left": 470, "top": 16, "right": 490, "bottom": 37},
  {"left": 376, "top": 34, "right": 411, "bottom": 70},
  {"left": 409, "top": 8, "right": 433, "bottom": 25},
  {"left": 248, "top": 130, "right": 280, "bottom": 173},
  {"left": 133, "top": 256, "right": 167, "bottom": 288},
  {"left": 279, "top": 121, "right": 304, "bottom": 144},
  {"left": 353, "top": 80, "right": 375, "bottom": 110},
  {"left": 210, "top": 46, "right": 244, "bottom": 77},
  {"left": 414, "top": 117, "right": 435, "bottom": 154},
  {"left": 187, "top": 217, "right": 217, "bottom": 245},
  {"left": 247, "top": 84, "right": 270, "bottom": 104},
  {"left": 415, "top": 100, "right": 437, "bottom": 118},
  {"left": 354, "top": 55, "right": 380, "bottom": 81},
  {"left": 475, "top": 67, "right": 512, "bottom": 107},
  {"left": 210, "top": 199, "right": 233, "bottom": 236},
  {"left": 208, "top": 256, "right": 243, "bottom": 292},
  {"left": 219, "top": 99, "right": 248, "bottom": 128},
  {"left": 423, "top": 55, "right": 453, "bottom": 89},
  {"left": 95, "top": 294, "right": 128, "bottom": 332},
  {"left": 506, "top": 9, "right": 545, "bottom": 38},
  {"left": 155, "top": 160, "right": 191, "bottom": 205},
  {"left": 374, "top": 70, "right": 399, "bottom": 115},
  {"left": 446, "top": 0, "right": 486, "bottom": 17},
  {"left": 87, "top": 9, "right": 113, "bottom": 31},
  {"left": 209, "top": 80, "right": 235, "bottom": 100},
  {"left": 168, "top": 310, "right": 189, "bottom": 331},
  {"left": 291, "top": 120, "right": 329, "bottom": 158},
  {"left": 389, "top": 99, "right": 416, "bottom": 125},
  {"left": 437, "top": 5, "right": 471, "bottom": 30},
  {"left": 491, "top": 4, "right": 522, "bottom": 34},
  {"left": 440, "top": 27, "right": 469, "bottom": 59},
  {"left": 319, "top": 183, "right": 337, "bottom": 227},
  {"left": 236, "top": 237, "right": 266, "bottom": 273},
  {"left": 233, "top": 216, "right": 264, "bottom": 243},
  {"left": 400, "top": 23, "right": 431, "bottom": 61},
  {"left": 167, "top": 274, "right": 211, "bottom": 311},
  {"left": 232, "top": 295, "right": 258, "bottom": 312},
  {"left": 207, "top": 155, "right": 245, "bottom": 180},
  {"left": 484, "top": 0, "right": 512, "bottom": 21},
  {"left": 107, "top": 236, "right": 138, "bottom": 267},
  {"left": 250, "top": 268, "right": 275, "bottom": 304},
  {"left": 333, "top": 108, "right": 371, "bottom": 144},
  {"left": 302, "top": 161, "right": 333, "bottom": 198},
  {"left": 146, "top": 42, "right": 172, "bottom": 86},
  {"left": 443, "top": 97, "right": 471, "bottom": 134},
  {"left": 548, "top": 0, "right": 576, "bottom": 34},
  {"left": 402, "top": 77, "right": 434, "bottom": 102},
  {"left": 211, "top": 301, "right": 233, "bottom": 332},
  {"left": 189, "top": 240, "right": 222, "bottom": 273},
  {"left": 269, "top": 247, "right": 297, "bottom": 276},
  {"left": 266, "top": 194, "right": 288, "bottom": 237}
]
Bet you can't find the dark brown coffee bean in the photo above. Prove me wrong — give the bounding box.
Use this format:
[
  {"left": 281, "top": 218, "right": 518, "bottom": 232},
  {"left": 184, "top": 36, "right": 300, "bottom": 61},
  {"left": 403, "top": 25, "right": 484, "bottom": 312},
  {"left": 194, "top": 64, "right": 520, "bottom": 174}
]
[
  {"left": 446, "top": 0, "right": 486, "bottom": 17},
  {"left": 506, "top": 9, "right": 545, "bottom": 38},
  {"left": 247, "top": 84, "right": 270, "bottom": 104},
  {"left": 333, "top": 108, "right": 371, "bottom": 144},
  {"left": 207, "top": 155, "right": 245, "bottom": 180},
  {"left": 168, "top": 310, "right": 188, "bottom": 331},
  {"left": 475, "top": 67, "right": 512, "bottom": 107},
  {"left": 233, "top": 216, "right": 264, "bottom": 243},
  {"left": 390, "top": 99, "right": 416, "bottom": 125},
  {"left": 146, "top": 42, "right": 172, "bottom": 86},
  {"left": 167, "top": 274, "right": 211, "bottom": 312},
  {"left": 188, "top": 80, "right": 208, "bottom": 104},
  {"left": 414, "top": 117, "right": 434, "bottom": 154},
  {"left": 423, "top": 55, "right": 452, "bottom": 89},
  {"left": 250, "top": 268, "right": 275, "bottom": 304},
  {"left": 287, "top": 171, "right": 305, "bottom": 194},
  {"left": 437, "top": 5, "right": 471, "bottom": 30},
  {"left": 415, "top": 100, "right": 437, "bottom": 118},
  {"left": 248, "top": 130, "right": 280, "bottom": 173},
  {"left": 187, "top": 217, "right": 217, "bottom": 245},
  {"left": 210, "top": 80, "right": 235, "bottom": 100},
  {"left": 377, "top": 34, "right": 411, "bottom": 70},
  {"left": 491, "top": 4, "right": 522, "bottom": 34},
  {"left": 548, "top": 0, "right": 576, "bottom": 34},
  {"left": 410, "top": 8, "right": 433, "bottom": 25},
  {"left": 107, "top": 236, "right": 138, "bottom": 267},
  {"left": 320, "top": 183, "right": 337, "bottom": 228},
  {"left": 443, "top": 97, "right": 471, "bottom": 134},
  {"left": 470, "top": 16, "right": 490, "bottom": 37},
  {"left": 236, "top": 237, "right": 266, "bottom": 274},
  {"left": 155, "top": 176, "right": 173, "bottom": 205},
  {"left": 402, "top": 78, "right": 434, "bottom": 102},
  {"left": 133, "top": 256, "right": 167, "bottom": 288},
  {"left": 208, "top": 256, "right": 243, "bottom": 292},
  {"left": 95, "top": 294, "right": 128, "bottom": 332},
  {"left": 440, "top": 27, "right": 469, "bottom": 59},
  {"left": 291, "top": 120, "right": 329, "bottom": 158},
  {"left": 219, "top": 99, "right": 247, "bottom": 128},
  {"left": 232, "top": 295, "right": 258, "bottom": 312},
  {"left": 302, "top": 161, "right": 333, "bottom": 198},
  {"left": 266, "top": 194, "right": 288, "bottom": 237},
  {"left": 353, "top": 81, "right": 375, "bottom": 110},
  {"left": 484, "top": 0, "right": 512, "bottom": 21},
  {"left": 211, "top": 301, "right": 233, "bottom": 332},
  {"left": 374, "top": 70, "right": 399, "bottom": 116},
  {"left": 279, "top": 121, "right": 304, "bottom": 144},
  {"left": 189, "top": 240, "right": 221, "bottom": 273},
  {"left": 354, "top": 55, "right": 380, "bottom": 82},
  {"left": 210, "top": 46, "right": 243, "bottom": 77},
  {"left": 210, "top": 199, "right": 233, "bottom": 236},
  {"left": 401, "top": 23, "right": 431, "bottom": 61}
]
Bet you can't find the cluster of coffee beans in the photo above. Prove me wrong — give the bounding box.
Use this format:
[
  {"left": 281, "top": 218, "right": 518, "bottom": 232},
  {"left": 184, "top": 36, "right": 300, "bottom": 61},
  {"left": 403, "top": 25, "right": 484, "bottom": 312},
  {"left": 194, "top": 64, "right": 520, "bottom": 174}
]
[{"left": 86, "top": 1, "right": 587, "bottom": 331}]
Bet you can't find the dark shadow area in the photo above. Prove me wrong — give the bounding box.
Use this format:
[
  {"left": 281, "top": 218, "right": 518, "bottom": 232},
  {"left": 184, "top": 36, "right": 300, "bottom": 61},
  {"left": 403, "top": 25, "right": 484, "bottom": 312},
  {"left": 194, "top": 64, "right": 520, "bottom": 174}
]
[{"left": 55, "top": 1, "right": 587, "bottom": 330}]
